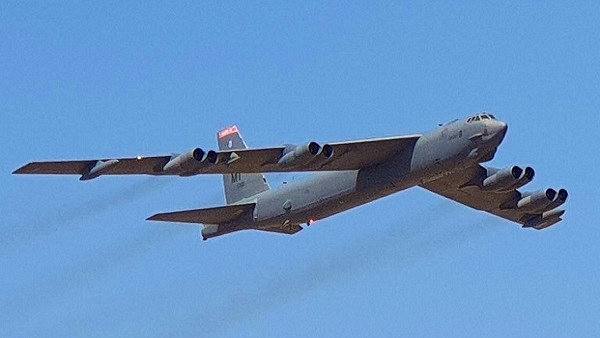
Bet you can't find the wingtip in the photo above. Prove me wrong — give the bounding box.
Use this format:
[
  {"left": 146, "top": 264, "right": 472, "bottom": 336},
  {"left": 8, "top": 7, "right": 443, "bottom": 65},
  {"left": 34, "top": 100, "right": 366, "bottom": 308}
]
[
  {"left": 12, "top": 165, "right": 27, "bottom": 174},
  {"left": 12, "top": 162, "right": 39, "bottom": 175},
  {"left": 146, "top": 213, "right": 166, "bottom": 222}
]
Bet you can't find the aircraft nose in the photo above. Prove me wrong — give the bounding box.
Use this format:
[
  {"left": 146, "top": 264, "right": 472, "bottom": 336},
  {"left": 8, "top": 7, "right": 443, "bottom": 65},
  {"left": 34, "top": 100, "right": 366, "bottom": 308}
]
[
  {"left": 488, "top": 120, "right": 508, "bottom": 141},
  {"left": 497, "top": 121, "right": 508, "bottom": 135},
  {"left": 486, "top": 120, "right": 508, "bottom": 143}
]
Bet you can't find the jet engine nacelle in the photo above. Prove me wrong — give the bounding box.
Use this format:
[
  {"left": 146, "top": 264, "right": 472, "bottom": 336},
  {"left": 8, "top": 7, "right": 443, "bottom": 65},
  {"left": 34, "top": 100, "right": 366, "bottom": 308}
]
[
  {"left": 206, "top": 150, "right": 219, "bottom": 164},
  {"left": 163, "top": 148, "right": 205, "bottom": 174},
  {"left": 321, "top": 144, "right": 334, "bottom": 158},
  {"left": 540, "top": 188, "right": 568, "bottom": 212},
  {"left": 482, "top": 166, "right": 534, "bottom": 192},
  {"left": 278, "top": 142, "right": 321, "bottom": 166},
  {"left": 517, "top": 188, "right": 557, "bottom": 212}
]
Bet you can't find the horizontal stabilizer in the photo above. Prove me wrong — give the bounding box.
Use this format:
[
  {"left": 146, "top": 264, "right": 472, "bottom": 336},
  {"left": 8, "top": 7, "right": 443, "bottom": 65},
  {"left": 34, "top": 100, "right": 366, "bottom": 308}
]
[{"left": 147, "top": 203, "right": 255, "bottom": 225}]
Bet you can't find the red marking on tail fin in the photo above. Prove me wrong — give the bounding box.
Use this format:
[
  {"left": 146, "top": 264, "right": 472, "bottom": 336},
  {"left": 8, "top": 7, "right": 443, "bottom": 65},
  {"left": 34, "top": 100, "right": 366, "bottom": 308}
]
[{"left": 218, "top": 125, "right": 239, "bottom": 139}]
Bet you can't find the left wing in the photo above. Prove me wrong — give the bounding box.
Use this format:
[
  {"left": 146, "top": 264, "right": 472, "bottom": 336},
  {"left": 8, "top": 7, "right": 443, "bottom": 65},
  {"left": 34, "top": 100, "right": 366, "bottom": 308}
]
[
  {"left": 203, "top": 135, "right": 421, "bottom": 174},
  {"left": 421, "top": 165, "right": 568, "bottom": 230},
  {"left": 13, "top": 156, "right": 174, "bottom": 180},
  {"left": 13, "top": 135, "right": 421, "bottom": 180}
]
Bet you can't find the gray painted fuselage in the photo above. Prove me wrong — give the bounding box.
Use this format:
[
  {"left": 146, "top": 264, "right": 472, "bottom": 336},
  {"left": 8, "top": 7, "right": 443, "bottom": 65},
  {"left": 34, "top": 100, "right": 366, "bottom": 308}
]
[{"left": 215, "top": 116, "right": 507, "bottom": 236}]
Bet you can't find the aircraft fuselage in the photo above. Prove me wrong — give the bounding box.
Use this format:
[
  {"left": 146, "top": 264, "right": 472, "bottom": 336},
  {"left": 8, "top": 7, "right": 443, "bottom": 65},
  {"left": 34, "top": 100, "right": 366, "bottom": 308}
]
[{"left": 205, "top": 116, "right": 507, "bottom": 238}]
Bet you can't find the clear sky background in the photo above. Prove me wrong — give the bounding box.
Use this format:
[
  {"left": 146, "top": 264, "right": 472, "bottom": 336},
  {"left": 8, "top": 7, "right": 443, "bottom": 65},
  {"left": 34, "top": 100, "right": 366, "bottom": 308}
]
[{"left": 1, "top": 1, "right": 598, "bottom": 337}]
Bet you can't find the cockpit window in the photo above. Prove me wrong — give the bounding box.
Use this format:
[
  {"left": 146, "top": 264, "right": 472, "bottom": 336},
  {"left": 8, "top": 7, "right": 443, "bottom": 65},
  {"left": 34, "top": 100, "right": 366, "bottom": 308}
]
[{"left": 468, "top": 113, "right": 497, "bottom": 122}]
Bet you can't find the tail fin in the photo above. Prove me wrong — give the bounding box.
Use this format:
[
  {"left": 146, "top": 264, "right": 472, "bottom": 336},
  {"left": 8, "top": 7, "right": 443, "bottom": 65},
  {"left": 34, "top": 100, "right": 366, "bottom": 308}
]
[{"left": 217, "top": 126, "right": 270, "bottom": 204}]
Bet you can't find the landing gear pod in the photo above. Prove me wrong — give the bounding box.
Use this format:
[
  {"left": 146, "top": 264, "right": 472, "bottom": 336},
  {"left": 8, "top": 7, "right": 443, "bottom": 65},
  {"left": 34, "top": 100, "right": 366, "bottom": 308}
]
[{"left": 80, "top": 159, "right": 119, "bottom": 181}]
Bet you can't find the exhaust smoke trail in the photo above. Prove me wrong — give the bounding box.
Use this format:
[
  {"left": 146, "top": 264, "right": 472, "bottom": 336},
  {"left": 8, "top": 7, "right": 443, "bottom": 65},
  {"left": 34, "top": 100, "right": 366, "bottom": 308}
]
[
  {"left": 1, "top": 177, "right": 174, "bottom": 249},
  {"left": 180, "top": 203, "right": 505, "bottom": 337},
  {"left": 3, "top": 191, "right": 224, "bottom": 314},
  {"left": 2, "top": 226, "right": 189, "bottom": 313}
]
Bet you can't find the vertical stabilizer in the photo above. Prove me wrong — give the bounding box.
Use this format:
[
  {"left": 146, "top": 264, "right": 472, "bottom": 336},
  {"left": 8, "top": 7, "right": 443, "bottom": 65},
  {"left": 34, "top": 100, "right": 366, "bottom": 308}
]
[{"left": 217, "top": 126, "right": 270, "bottom": 204}]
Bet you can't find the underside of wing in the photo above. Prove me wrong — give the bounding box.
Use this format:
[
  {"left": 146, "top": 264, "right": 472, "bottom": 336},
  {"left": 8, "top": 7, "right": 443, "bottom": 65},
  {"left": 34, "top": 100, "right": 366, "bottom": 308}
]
[
  {"left": 195, "top": 134, "right": 422, "bottom": 174},
  {"left": 421, "top": 165, "right": 568, "bottom": 230},
  {"left": 13, "top": 134, "right": 421, "bottom": 179},
  {"left": 13, "top": 156, "right": 172, "bottom": 180},
  {"left": 13, "top": 160, "right": 97, "bottom": 175}
]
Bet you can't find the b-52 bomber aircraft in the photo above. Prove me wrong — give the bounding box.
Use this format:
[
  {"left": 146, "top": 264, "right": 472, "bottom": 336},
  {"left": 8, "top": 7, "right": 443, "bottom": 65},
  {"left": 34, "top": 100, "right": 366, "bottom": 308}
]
[{"left": 13, "top": 113, "right": 568, "bottom": 240}]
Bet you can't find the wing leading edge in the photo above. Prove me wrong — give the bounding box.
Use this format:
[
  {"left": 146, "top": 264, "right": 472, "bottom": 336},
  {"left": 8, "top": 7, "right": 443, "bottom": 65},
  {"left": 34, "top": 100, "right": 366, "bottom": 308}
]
[{"left": 421, "top": 165, "right": 568, "bottom": 230}]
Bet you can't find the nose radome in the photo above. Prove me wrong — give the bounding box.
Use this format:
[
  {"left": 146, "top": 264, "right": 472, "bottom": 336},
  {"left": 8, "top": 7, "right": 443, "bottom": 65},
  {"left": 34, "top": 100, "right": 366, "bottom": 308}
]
[
  {"left": 498, "top": 121, "right": 507, "bottom": 133},
  {"left": 490, "top": 120, "right": 507, "bottom": 136}
]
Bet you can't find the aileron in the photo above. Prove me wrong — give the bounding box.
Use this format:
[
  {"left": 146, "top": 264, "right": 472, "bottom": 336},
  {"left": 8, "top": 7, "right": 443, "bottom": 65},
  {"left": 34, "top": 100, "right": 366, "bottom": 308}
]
[{"left": 13, "top": 160, "right": 97, "bottom": 175}]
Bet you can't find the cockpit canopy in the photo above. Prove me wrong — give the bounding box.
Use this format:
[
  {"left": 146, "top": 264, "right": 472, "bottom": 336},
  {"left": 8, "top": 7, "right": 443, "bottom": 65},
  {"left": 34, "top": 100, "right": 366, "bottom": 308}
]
[{"left": 467, "top": 112, "right": 496, "bottom": 123}]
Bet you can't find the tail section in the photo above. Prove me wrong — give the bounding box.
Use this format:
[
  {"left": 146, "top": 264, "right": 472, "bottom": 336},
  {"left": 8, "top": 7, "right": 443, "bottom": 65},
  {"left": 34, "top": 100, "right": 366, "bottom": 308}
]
[
  {"left": 147, "top": 202, "right": 302, "bottom": 240},
  {"left": 217, "top": 126, "right": 270, "bottom": 204},
  {"left": 147, "top": 203, "right": 255, "bottom": 225}
]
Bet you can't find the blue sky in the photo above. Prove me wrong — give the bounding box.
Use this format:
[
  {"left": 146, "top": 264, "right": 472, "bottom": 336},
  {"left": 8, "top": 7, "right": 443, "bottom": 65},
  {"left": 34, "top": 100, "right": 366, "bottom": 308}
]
[{"left": 1, "top": 1, "right": 599, "bottom": 337}]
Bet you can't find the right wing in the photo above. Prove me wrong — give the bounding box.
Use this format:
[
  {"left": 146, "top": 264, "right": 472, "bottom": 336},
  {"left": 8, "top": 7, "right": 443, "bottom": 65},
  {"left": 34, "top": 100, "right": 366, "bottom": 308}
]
[
  {"left": 203, "top": 135, "right": 421, "bottom": 174},
  {"left": 421, "top": 165, "right": 568, "bottom": 230},
  {"left": 13, "top": 134, "right": 421, "bottom": 179}
]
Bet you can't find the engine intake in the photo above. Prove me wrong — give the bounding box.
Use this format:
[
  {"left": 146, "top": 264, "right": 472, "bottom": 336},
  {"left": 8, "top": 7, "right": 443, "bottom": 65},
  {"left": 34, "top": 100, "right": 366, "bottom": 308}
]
[
  {"left": 513, "top": 166, "right": 535, "bottom": 189},
  {"left": 321, "top": 144, "right": 334, "bottom": 158},
  {"left": 206, "top": 150, "right": 219, "bottom": 164},
  {"left": 541, "top": 188, "right": 568, "bottom": 212}
]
